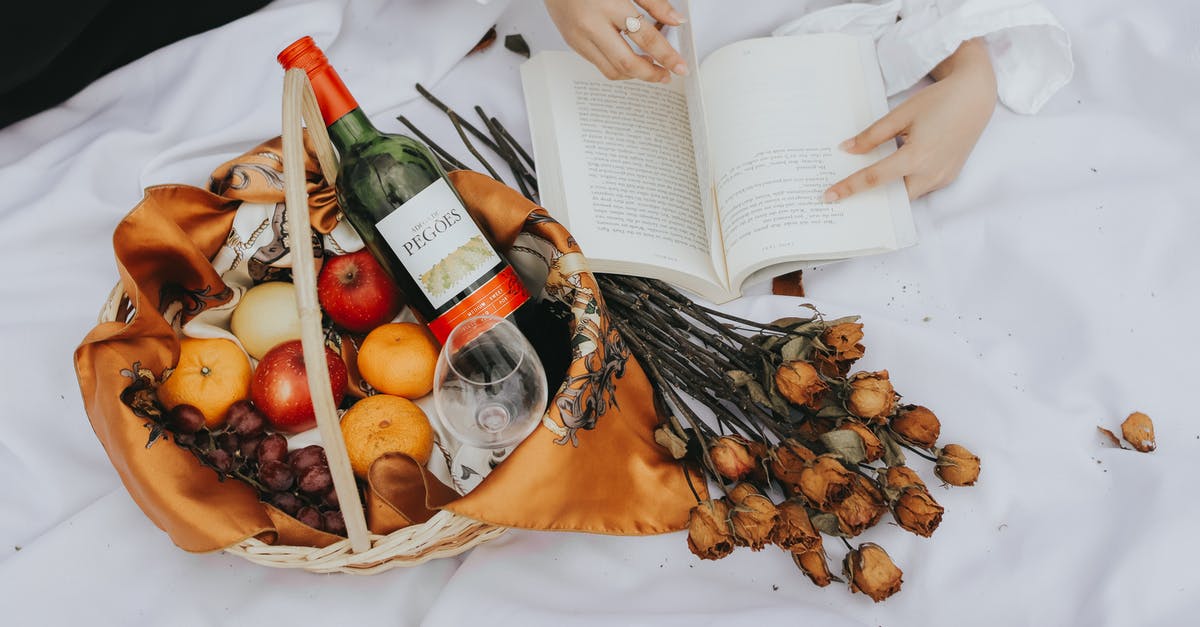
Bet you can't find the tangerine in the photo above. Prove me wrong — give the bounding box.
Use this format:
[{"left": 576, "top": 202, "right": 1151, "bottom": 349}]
[
  {"left": 357, "top": 322, "right": 440, "bottom": 398},
  {"left": 157, "top": 337, "right": 253, "bottom": 428},
  {"left": 340, "top": 394, "right": 434, "bottom": 478}
]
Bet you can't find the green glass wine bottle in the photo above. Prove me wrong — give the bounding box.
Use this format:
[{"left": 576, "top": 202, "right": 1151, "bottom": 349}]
[{"left": 277, "top": 37, "right": 535, "bottom": 345}]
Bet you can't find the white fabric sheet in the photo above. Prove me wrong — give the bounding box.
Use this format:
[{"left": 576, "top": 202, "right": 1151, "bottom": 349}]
[{"left": 1, "top": 0, "right": 1197, "bottom": 625}]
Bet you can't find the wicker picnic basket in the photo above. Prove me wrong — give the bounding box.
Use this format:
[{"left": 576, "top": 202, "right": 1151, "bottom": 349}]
[{"left": 94, "top": 70, "right": 512, "bottom": 574}]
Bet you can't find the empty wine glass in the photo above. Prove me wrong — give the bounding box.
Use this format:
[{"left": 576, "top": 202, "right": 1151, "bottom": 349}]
[{"left": 433, "top": 315, "right": 547, "bottom": 490}]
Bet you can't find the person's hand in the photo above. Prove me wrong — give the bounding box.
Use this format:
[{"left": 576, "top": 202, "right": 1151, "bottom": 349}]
[
  {"left": 543, "top": 0, "right": 689, "bottom": 83},
  {"left": 825, "top": 38, "right": 998, "bottom": 202}
]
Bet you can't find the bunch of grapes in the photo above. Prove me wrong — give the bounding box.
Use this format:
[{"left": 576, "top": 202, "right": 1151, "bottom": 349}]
[{"left": 164, "top": 401, "right": 347, "bottom": 537}]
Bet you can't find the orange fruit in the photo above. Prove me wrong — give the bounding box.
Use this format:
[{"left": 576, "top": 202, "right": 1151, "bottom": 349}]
[
  {"left": 157, "top": 337, "right": 253, "bottom": 428},
  {"left": 340, "top": 394, "right": 434, "bottom": 478},
  {"left": 357, "top": 322, "right": 440, "bottom": 398}
]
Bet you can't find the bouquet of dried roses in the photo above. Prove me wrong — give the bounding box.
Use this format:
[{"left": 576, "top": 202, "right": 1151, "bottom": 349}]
[
  {"left": 394, "top": 90, "right": 979, "bottom": 600},
  {"left": 598, "top": 274, "right": 980, "bottom": 602}
]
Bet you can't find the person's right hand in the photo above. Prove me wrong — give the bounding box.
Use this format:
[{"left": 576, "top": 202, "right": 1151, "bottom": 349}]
[{"left": 543, "top": 0, "right": 690, "bottom": 83}]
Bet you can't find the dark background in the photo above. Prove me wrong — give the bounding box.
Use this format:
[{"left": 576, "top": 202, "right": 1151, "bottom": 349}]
[{"left": 1, "top": 0, "right": 272, "bottom": 128}]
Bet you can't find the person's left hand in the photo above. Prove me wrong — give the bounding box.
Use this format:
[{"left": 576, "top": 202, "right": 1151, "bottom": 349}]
[{"left": 824, "top": 38, "right": 998, "bottom": 202}]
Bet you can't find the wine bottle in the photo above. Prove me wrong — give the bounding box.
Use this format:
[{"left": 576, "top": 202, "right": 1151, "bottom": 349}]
[{"left": 277, "top": 37, "right": 536, "bottom": 345}]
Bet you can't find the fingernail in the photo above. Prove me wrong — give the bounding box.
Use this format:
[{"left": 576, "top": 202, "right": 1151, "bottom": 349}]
[
  {"left": 672, "top": 63, "right": 689, "bottom": 76},
  {"left": 659, "top": 74, "right": 671, "bottom": 84},
  {"left": 823, "top": 190, "right": 839, "bottom": 203},
  {"left": 668, "top": 10, "right": 686, "bottom": 24},
  {"left": 839, "top": 138, "right": 856, "bottom": 151}
]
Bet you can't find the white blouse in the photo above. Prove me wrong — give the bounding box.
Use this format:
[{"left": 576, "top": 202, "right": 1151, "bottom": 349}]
[{"left": 773, "top": 0, "right": 1073, "bottom": 114}]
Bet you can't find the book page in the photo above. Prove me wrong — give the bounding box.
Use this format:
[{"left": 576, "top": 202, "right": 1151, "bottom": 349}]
[
  {"left": 520, "top": 53, "right": 723, "bottom": 297},
  {"left": 699, "top": 34, "right": 911, "bottom": 288},
  {"left": 678, "top": 2, "right": 727, "bottom": 293}
]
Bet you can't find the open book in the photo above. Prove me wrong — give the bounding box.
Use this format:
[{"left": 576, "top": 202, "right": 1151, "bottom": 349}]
[{"left": 520, "top": 12, "right": 915, "bottom": 304}]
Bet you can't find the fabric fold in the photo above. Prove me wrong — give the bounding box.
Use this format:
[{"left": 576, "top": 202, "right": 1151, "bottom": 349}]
[{"left": 774, "top": 0, "right": 1073, "bottom": 114}]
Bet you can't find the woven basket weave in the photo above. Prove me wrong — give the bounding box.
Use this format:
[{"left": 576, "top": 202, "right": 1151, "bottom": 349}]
[{"left": 97, "top": 70, "right": 510, "bottom": 573}]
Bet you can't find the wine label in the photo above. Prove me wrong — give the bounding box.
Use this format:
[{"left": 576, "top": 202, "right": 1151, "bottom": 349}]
[
  {"left": 375, "top": 178, "right": 529, "bottom": 341},
  {"left": 427, "top": 266, "right": 528, "bottom": 343},
  {"left": 376, "top": 178, "right": 503, "bottom": 309}
]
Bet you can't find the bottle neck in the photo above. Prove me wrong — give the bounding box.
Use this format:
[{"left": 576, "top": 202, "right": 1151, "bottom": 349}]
[{"left": 327, "top": 108, "right": 377, "bottom": 154}]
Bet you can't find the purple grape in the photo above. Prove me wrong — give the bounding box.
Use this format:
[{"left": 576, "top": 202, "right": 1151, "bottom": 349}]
[
  {"left": 269, "top": 492, "right": 302, "bottom": 516},
  {"left": 258, "top": 460, "right": 294, "bottom": 492},
  {"left": 322, "top": 510, "right": 347, "bottom": 536},
  {"left": 167, "top": 404, "right": 205, "bottom": 434},
  {"left": 173, "top": 432, "right": 196, "bottom": 447},
  {"left": 295, "top": 506, "right": 323, "bottom": 530},
  {"left": 239, "top": 435, "right": 263, "bottom": 460},
  {"left": 226, "top": 401, "right": 267, "bottom": 437},
  {"left": 257, "top": 434, "right": 288, "bottom": 464},
  {"left": 207, "top": 449, "right": 234, "bottom": 474},
  {"left": 298, "top": 464, "right": 333, "bottom": 494},
  {"left": 193, "top": 430, "right": 212, "bottom": 449},
  {"left": 216, "top": 431, "right": 240, "bottom": 455},
  {"left": 322, "top": 486, "right": 340, "bottom": 509},
  {"left": 288, "top": 445, "right": 327, "bottom": 474}
]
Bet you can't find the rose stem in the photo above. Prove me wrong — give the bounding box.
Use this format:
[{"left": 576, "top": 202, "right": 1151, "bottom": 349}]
[
  {"left": 415, "top": 83, "right": 502, "bottom": 153},
  {"left": 896, "top": 440, "right": 939, "bottom": 462},
  {"left": 474, "top": 106, "right": 533, "bottom": 200},
  {"left": 395, "top": 115, "right": 470, "bottom": 171},
  {"left": 490, "top": 116, "right": 536, "bottom": 170},
  {"left": 448, "top": 111, "right": 505, "bottom": 182}
]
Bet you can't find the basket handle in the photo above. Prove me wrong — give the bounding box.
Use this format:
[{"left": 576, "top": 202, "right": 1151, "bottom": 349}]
[{"left": 282, "top": 68, "right": 371, "bottom": 553}]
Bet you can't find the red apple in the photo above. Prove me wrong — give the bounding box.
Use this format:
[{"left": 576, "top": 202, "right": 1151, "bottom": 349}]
[
  {"left": 251, "top": 340, "right": 348, "bottom": 433},
  {"left": 318, "top": 249, "right": 404, "bottom": 333}
]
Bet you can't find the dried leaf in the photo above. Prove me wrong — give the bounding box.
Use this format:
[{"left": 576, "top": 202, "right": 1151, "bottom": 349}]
[
  {"left": 877, "top": 429, "right": 907, "bottom": 467},
  {"left": 781, "top": 336, "right": 808, "bottom": 362},
  {"left": 746, "top": 381, "right": 771, "bottom": 407},
  {"left": 820, "top": 429, "right": 868, "bottom": 465},
  {"left": 504, "top": 33, "right": 530, "bottom": 58},
  {"left": 810, "top": 512, "right": 845, "bottom": 537},
  {"left": 760, "top": 335, "right": 785, "bottom": 351},
  {"left": 1096, "top": 426, "right": 1126, "bottom": 449},
  {"left": 816, "top": 404, "right": 849, "bottom": 419},
  {"left": 825, "top": 315, "right": 861, "bottom": 327},
  {"left": 771, "top": 317, "right": 809, "bottom": 328},
  {"left": 726, "top": 370, "right": 753, "bottom": 387},
  {"left": 654, "top": 425, "right": 690, "bottom": 459}
]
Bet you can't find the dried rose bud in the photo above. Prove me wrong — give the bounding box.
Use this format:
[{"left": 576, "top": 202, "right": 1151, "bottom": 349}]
[
  {"left": 845, "top": 543, "right": 903, "bottom": 602},
  {"left": 810, "top": 352, "right": 850, "bottom": 378},
  {"left": 798, "top": 455, "right": 854, "bottom": 510},
  {"left": 890, "top": 405, "right": 941, "bottom": 449},
  {"left": 775, "top": 360, "right": 828, "bottom": 409},
  {"left": 745, "top": 438, "right": 770, "bottom": 485},
  {"left": 771, "top": 499, "right": 821, "bottom": 553},
  {"left": 935, "top": 444, "right": 981, "bottom": 486},
  {"left": 770, "top": 439, "right": 816, "bottom": 494},
  {"left": 686, "top": 499, "right": 735, "bottom": 560},
  {"left": 728, "top": 483, "right": 779, "bottom": 551},
  {"left": 709, "top": 435, "right": 757, "bottom": 482},
  {"left": 1121, "top": 412, "right": 1156, "bottom": 453},
  {"left": 829, "top": 474, "right": 887, "bottom": 536},
  {"left": 846, "top": 371, "right": 895, "bottom": 423},
  {"left": 822, "top": 322, "right": 865, "bottom": 362},
  {"left": 882, "top": 466, "right": 926, "bottom": 492},
  {"left": 793, "top": 548, "right": 835, "bottom": 587},
  {"left": 835, "top": 421, "right": 885, "bottom": 463},
  {"left": 893, "top": 488, "right": 944, "bottom": 537}
]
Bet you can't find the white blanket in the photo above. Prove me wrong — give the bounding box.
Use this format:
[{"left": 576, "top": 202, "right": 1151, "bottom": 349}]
[{"left": 1, "top": 0, "right": 1197, "bottom": 625}]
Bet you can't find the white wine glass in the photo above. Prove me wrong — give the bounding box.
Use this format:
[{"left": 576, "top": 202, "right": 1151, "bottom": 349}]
[{"left": 432, "top": 315, "right": 548, "bottom": 491}]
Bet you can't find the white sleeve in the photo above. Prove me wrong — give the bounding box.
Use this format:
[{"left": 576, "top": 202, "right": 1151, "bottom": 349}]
[{"left": 773, "top": 0, "right": 1074, "bottom": 115}]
